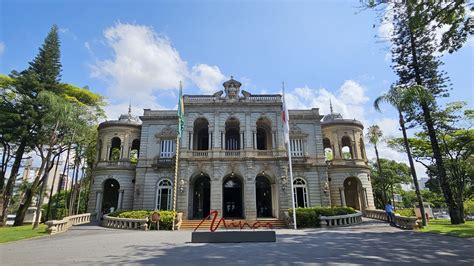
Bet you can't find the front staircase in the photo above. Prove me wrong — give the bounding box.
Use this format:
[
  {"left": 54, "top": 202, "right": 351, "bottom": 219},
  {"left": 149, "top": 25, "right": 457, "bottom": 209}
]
[{"left": 180, "top": 218, "right": 287, "bottom": 230}]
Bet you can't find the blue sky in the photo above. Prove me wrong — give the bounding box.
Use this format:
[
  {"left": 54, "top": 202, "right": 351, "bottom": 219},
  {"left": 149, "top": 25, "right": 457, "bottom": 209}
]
[{"left": 1, "top": 0, "right": 473, "bottom": 177}]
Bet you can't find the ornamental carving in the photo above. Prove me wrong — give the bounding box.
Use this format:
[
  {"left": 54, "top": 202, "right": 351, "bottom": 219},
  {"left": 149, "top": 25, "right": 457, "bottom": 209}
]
[
  {"left": 289, "top": 124, "right": 308, "bottom": 137},
  {"left": 155, "top": 126, "right": 176, "bottom": 138}
]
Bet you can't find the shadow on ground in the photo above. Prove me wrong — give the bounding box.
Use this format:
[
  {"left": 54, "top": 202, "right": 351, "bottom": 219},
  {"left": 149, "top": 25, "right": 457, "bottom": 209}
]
[{"left": 98, "top": 230, "right": 474, "bottom": 265}]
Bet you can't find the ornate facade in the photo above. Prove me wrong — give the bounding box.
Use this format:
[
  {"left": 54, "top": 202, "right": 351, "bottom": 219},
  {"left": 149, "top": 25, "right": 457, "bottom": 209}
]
[{"left": 87, "top": 78, "right": 375, "bottom": 221}]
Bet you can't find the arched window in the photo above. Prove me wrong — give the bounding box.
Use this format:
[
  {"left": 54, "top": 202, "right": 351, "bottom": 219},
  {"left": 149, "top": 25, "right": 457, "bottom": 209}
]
[
  {"left": 156, "top": 179, "right": 172, "bottom": 210},
  {"left": 293, "top": 178, "right": 308, "bottom": 208},
  {"left": 130, "top": 139, "right": 140, "bottom": 164},
  {"left": 193, "top": 118, "right": 209, "bottom": 150},
  {"left": 225, "top": 117, "right": 240, "bottom": 150},
  {"left": 109, "top": 137, "right": 121, "bottom": 161},
  {"left": 256, "top": 117, "right": 272, "bottom": 150},
  {"left": 323, "top": 138, "right": 333, "bottom": 161},
  {"left": 341, "top": 136, "right": 353, "bottom": 159}
]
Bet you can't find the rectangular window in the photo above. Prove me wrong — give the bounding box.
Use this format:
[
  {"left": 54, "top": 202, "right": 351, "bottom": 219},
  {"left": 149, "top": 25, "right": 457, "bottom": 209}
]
[
  {"left": 160, "top": 139, "right": 176, "bottom": 158},
  {"left": 290, "top": 139, "right": 304, "bottom": 157}
]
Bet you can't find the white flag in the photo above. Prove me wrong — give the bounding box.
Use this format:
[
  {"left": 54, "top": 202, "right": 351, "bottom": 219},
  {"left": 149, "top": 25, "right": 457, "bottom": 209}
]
[{"left": 281, "top": 89, "right": 290, "bottom": 144}]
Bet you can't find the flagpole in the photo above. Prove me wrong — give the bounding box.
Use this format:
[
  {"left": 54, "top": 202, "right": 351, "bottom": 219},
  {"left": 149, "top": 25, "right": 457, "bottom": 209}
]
[
  {"left": 282, "top": 82, "right": 297, "bottom": 230},
  {"left": 172, "top": 81, "right": 183, "bottom": 231}
]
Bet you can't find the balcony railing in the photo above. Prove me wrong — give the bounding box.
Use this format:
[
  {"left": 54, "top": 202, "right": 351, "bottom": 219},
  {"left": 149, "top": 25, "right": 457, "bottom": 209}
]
[
  {"left": 96, "top": 160, "right": 135, "bottom": 169},
  {"left": 192, "top": 151, "right": 209, "bottom": 157},
  {"left": 156, "top": 157, "right": 175, "bottom": 167}
]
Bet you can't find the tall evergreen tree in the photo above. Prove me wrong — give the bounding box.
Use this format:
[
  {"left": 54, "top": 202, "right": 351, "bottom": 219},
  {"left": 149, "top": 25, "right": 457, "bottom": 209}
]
[{"left": 390, "top": 2, "right": 463, "bottom": 223}]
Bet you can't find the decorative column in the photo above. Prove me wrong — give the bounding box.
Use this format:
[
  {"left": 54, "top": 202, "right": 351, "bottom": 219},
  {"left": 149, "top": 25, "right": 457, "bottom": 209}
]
[
  {"left": 272, "top": 131, "right": 276, "bottom": 149},
  {"left": 189, "top": 132, "right": 194, "bottom": 150},
  {"left": 221, "top": 132, "right": 224, "bottom": 149},
  {"left": 209, "top": 132, "right": 212, "bottom": 150},
  {"left": 339, "top": 188, "right": 346, "bottom": 207},
  {"left": 95, "top": 192, "right": 102, "bottom": 219},
  {"left": 117, "top": 190, "right": 124, "bottom": 210},
  {"left": 253, "top": 131, "right": 257, "bottom": 149},
  {"left": 240, "top": 132, "right": 244, "bottom": 150},
  {"left": 106, "top": 146, "right": 111, "bottom": 160}
]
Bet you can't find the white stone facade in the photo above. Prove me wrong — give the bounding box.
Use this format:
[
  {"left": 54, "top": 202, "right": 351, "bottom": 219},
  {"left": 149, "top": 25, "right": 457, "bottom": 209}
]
[{"left": 88, "top": 78, "right": 375, "bottom": 220}]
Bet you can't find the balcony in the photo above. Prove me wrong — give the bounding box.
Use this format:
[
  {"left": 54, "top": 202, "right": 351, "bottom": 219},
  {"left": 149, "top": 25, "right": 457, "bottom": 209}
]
[
  {"left": 156, "top": 157, "right": 175, "bottom": 168},
  {"left": 180, "top": 150, "right": 286, "bottom": 160}
]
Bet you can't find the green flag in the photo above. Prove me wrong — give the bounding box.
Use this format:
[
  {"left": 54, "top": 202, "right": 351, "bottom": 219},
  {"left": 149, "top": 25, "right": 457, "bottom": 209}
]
[{"left": 177, "top": 85, "right": 184, "bottom": 137}]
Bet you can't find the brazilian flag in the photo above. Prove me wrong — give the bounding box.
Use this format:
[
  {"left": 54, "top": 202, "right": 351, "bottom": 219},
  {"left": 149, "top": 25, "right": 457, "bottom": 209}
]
[{"left": 177, "top": 86, "right": 184, "bottom": 137}]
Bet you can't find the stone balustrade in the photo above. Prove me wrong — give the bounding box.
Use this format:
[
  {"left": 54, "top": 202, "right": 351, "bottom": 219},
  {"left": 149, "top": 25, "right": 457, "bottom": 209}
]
[
  {"left": 45, "top": 213, "right": 91, "bottom": 235},
  {"left": 96, "top": 160, "right": 135, "bottom": 169},
  {"left": 320, "top": 211, "right": 363, "bottom": 227},
  {"left": 102, "top": 215, "right": 149, "bottom": 230},
  {"left": 180, "top": 150, "right": 286, "bottom": 160},
  {"left": 363, "top": 209, "right": 419, "bottom": 230}
]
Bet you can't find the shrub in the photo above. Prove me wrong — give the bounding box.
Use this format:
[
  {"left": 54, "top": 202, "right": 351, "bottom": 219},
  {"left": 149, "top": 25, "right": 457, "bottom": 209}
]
[
  {"left": 395, "top": 208, "right": 415, "bottom": 217},
  {"left": 288, "top": 207, "right": 357, "bottom": 228},
  {"left": 108, "top": 210, "right": 177, "bottom": 230},
  {"left": 464, "top": 200, "right": 474, "bottom": 215}
]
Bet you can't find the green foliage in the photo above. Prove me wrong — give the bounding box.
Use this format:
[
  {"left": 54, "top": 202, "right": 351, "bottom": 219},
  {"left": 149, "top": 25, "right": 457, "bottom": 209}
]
[
  {"left": 41, "top": 189, "right": 89, "bottom": 222},
  {"left": 464, "top": 200, "right": 474, "bottom": 216},
  {"left": 111, "top": 148, "right": 121, "bottom": 161},
  {"left": 288, "top": 207, "right": 356, "bottom": 228},
  {"left": 401, "top": 189, "right": 447, "bottom": 209},
  {"left": 395, "top": 208, "right": 415, "bottom": 217},
  {"left": 130, "top": 149, "right": 138, "bottom": 164},
  {"left": 370, "top": 159, "right": 412, "bottom": 209},
  {"left": 108, "top": 210, "right": 177, "bottom": 230}
]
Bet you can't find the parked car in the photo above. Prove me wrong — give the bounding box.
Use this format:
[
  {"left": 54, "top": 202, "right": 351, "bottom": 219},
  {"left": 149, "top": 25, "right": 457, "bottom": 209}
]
[{"left": 5, "top": 214, "right": 16, "bottom": 226}]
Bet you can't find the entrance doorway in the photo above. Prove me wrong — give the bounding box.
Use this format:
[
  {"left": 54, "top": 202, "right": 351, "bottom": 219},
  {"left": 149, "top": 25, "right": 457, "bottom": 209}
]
[
  {"left": 223, "top": 176, "right": 243, "bottom": 218},
  {"left": 256, "top": 175, "right": 272, "bottom": 217},
  {"left": 193, "top": 175, "right": 211, "bottom": 219},
  {"left": 344, "top": 177, "right": 361, "bottom": 210},
  {"left": 102, "top": 179, "right": 120, "bottom": 213}
]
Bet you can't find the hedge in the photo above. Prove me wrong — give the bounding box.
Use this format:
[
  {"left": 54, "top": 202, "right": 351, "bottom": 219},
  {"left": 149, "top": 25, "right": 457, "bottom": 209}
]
[
  {"left": 108, "top": 210, "right": 177, "bottom": 230},
  {"left": 288, "top": 207, "right": 357, "bottom": 228},
  {"left": 395, "top": 208, "right": 416, "bottom": 217}
]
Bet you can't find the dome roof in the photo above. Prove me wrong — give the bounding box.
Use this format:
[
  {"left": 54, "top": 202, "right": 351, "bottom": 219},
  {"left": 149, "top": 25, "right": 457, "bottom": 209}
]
[{"left": 98, "top": 105, "right": 142, "bottom": 130}]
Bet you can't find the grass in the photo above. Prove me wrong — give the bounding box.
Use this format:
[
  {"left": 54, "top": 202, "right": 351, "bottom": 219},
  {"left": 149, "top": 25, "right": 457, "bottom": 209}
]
[
  {"left": 0, "top": 224, "right": 48, "bottom": 243},
  {"left": 421, "top": 219, "right": 474, "bottom": 238}
]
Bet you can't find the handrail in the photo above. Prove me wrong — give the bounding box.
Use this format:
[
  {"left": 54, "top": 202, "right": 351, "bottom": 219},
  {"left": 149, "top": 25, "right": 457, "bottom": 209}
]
[
  {"left": 45, "top": 213, "right": 91, "bottom": 235},
  {"left": 320, "top": 211, "right": 363, "bottom": 227},
  {"left": 102, "top": 214, "right": 149, "bottom": 231},
  {"left": 363, "top": 209, "right": 419, "bottom": 230}
]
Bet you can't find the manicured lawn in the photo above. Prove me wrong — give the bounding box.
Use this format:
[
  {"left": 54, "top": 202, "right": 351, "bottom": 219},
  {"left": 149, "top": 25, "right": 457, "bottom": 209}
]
[
  {"left": 421, "top": 219, "right": 474, "bottom": 238},
  {"left": 0, "top": 224, "right": 48, "bottom": 243}
]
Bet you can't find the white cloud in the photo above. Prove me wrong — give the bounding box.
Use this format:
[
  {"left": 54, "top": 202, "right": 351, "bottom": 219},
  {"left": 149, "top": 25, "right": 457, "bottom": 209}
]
[
  {"left": 91, "top": 23, "right": 230, "bottom": 119},
  {"left": 285, "top": 80, "right": 369, "bottom": 123},
  {"left": 191, "top": 64, "right": 226, "bottom": 94},
  {"left": 91, "top": 23, "right": 188, "bottom": 100},
  {"left": 0, "top": 42, "right": 4, "bottom": 56}
]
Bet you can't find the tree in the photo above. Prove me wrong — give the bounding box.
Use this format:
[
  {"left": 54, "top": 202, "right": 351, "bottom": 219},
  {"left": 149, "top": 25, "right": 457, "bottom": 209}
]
[
  {"left": 370, "top": 159, "right": 412, "bottom": 209},
  {"left": 384, "top": 1, "right": 467, "bottom": 224},
  {"left": 388, "top": 102, "right": 473, "bottom": 220},
  {"left": 374, "top": 86, "right": 428, "bottom": 226},
  {"left": 366, "top": 125, "right": 388, "bottom": 205}
]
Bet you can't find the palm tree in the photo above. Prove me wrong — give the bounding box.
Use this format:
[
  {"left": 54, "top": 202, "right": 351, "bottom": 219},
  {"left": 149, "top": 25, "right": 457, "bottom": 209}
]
[
  {"left": 366, "top": 125, "right": 389, "bottom": 206},
  {"left": 374, "top": 86, "right": 427, "bottom": 226}
]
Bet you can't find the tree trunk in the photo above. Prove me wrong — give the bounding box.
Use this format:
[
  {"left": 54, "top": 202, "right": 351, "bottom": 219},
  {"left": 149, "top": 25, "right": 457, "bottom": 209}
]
[
  {"left": 32, "top": 150, "right": 55, "bottom": 229},
  {"left": 406, "top": 4, "right": 464, "bottom": 224},
  {"left": 399, "top": 110, "right": 427, "bottom": 226},
  {"left": 1, "top": 141, "right": 26, "bottom": 226},
  {"left": 374, "top": 144, "right": 388, "bottom": 205},
  {"left": 13, "top": 153, "right": 46, "bottom": 226},
  {"left": 45, "top": 154, "right": 61, "bottom": 221}
]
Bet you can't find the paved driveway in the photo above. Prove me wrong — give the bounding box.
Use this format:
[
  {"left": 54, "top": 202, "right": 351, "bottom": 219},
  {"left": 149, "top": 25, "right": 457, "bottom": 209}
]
[{"left": 1, "top": 219, "right": 473, "bottom": 265}]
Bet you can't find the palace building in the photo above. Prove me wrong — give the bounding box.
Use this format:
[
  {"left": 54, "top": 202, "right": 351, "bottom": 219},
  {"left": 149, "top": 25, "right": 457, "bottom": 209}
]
[{"left": 87, "top": 77, "right": 375, "bottom": 221}]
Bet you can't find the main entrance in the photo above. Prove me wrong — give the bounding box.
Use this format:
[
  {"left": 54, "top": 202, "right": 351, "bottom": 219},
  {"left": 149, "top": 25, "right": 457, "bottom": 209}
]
[
  {"left": 223, "top": 176, "right": 243, "bottom": 218},
  {"left": 102, "top": 178, "right": 120, "bottom": 212},
  {"left": 256, "top": 175, "right": 272, "bottom": 217},
  {"left": 193, "top": 175, "right": 211, "bottom": 219}
]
